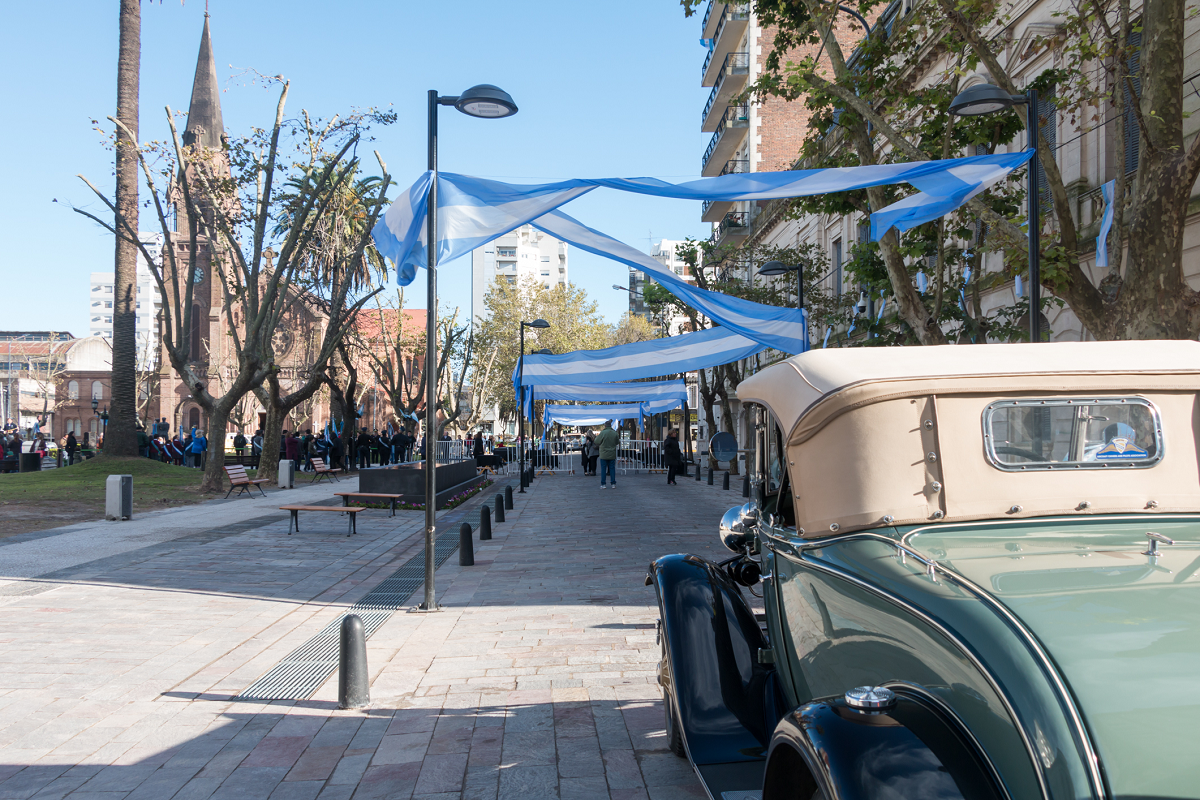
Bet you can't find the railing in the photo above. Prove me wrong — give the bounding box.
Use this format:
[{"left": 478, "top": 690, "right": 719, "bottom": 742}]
[
  {"left": 701, "top": 0, "right": 719, "bottom": 35},
  {"left": 702, "top": 52, "right": 750, "bottom": 124},
  {"left": 716, "top": 211, "right": 749, "bottom": 244},
  {"left": 616, "top": 441, "right": 669, "bottom": 474},
  {"left": 701, "top": 5, "right": 750, "bottom": 76},
  {"left": 434, "top": 440, "right": 473, "bottom": 463},
  {"left": 702, "top": 104, "right": 749, "bottom": 171},
  {"left": 721, "top": 158, "right": 748, "bottom": 176}
]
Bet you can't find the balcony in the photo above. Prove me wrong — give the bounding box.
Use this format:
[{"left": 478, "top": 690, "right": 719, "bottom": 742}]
[
  {"left": 701, "top": 0, "right": 725, "bottom": 39},
  {"left": 701, "top": 105, "right": 749, "bottom": 176},
  {"left": 701, "top": 5, "right": 750, "bottom": 86},
  {"left": 713, "top": 211, "right": 750, "bottom": 248},
  {"left": 701, "top": 159, "right": 748, "bottom": 222},
  {"left": 701, "top": 52, "right": 750, "bottom": 131}
]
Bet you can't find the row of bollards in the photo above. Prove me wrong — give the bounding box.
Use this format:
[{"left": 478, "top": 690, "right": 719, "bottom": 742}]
[{"left": 339, "top": 482, "right": 517, "bottom": 710}]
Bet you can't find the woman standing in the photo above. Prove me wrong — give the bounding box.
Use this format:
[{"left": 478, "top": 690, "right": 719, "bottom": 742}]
[{"left": 663, "top": 428, "right": 683, "bottom": 485}]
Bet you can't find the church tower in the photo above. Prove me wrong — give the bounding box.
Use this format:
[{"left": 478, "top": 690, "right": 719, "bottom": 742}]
[{"left": 162, "top": 15, "right": 229, "bottom": 435}]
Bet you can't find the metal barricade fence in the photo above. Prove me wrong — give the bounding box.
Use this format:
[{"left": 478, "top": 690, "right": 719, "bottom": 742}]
[
  {"left": 616, "top": 440, "right": 667, "bottom": 474},
  {"left": 434, "top": 440, "right": 472, "bottom": 463}
]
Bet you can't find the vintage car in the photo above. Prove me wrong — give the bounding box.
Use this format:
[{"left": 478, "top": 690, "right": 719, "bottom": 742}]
[{"left": 648, "top": 341, "right": 1200, "bottom": 800}]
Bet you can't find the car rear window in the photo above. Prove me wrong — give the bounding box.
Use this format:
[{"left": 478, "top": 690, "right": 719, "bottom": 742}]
[{"left": 983, "top": 397, "right": 1162, "bottom": 470}]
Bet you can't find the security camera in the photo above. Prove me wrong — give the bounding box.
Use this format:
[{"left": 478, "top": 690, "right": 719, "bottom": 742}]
[{"left": 855, "top": 291, "right": 868, "bottom": 315}]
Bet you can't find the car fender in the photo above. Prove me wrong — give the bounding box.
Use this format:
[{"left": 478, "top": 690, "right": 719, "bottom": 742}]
[
  {"left": 647, "top": 553, "right": 786, "bottom": 766},
  {"left": 763, "top": 687, "right": 1007, "bottom": 800}
]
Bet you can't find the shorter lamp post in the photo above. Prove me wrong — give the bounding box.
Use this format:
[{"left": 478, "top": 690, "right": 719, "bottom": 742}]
[
  {"left": 757, "top": 261, "right": 809, "bottom": 351},
  {"left": 518, "top": 319, "right": 550, "bottom": 492},
  {"left": 949, "top": 83, "right": 1043, "bottom": 343}
]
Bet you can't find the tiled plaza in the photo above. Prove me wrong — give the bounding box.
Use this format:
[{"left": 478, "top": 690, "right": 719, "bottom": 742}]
[{"left": 0, "top": 469, "right": 747, "bottom": 799}]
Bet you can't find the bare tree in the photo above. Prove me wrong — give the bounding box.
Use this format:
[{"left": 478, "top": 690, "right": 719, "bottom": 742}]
[{"left": 74, "top": 80, "right": 394, "bottom": 491}]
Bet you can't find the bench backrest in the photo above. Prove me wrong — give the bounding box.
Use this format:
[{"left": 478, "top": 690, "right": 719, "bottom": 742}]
[
  {"left": 312, "top": 457, "right": 329, "bottom": 471},
  {"left": 225, "top": 465, "right": 250, "bottom": 484}
]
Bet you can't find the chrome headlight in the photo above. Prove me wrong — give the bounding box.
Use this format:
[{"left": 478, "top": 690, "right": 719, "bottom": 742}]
[{"left": 720, "top": 504, "right": 756, "bottom": 552}]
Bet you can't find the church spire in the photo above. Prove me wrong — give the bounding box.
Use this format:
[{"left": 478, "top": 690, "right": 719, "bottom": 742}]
[{"left": 182, "top": 15, "right": 224, "bottom": 150}]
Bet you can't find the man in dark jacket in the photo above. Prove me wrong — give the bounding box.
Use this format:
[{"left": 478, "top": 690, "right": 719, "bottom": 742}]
[
  {"left": 356, "top": 429, "right": 373, "bottom": 470},
  {"left": 65, "top": 431, "right": 78, "bottom": 465},
  {"left": 663, "top": 428, "right": 684, "bottom": 485}
]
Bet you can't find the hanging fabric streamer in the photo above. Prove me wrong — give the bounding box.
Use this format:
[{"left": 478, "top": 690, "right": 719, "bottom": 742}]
[
  {"left": 1095, "top": 180, "right": 1116, "bottom": 269},
  {"left": 916, "top": 270, "right": 928, "bottom": 294},
  {"left": 877, "top": 298, "right": 887, "bottom": 322},
  {"left": 1015, "top": 274, "right": 1024, "bottom": 298},
  {"left": 823, "top": 327, "right": 832, "bottom": 348},
  {"left": 522, "top": 379, "right": 687, "bottom": 417}
]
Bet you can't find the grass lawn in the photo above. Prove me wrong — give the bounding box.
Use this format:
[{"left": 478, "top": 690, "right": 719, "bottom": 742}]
[{"left": 0, "top": 457, "right": 242, "bottom": 538}]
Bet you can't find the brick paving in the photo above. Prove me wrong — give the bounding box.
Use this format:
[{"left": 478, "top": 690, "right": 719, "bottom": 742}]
[{"left": 0, "top": 469, "right": 749, "bottom": 799}]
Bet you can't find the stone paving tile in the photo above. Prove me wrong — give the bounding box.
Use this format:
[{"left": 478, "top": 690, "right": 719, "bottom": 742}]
[{"left": 0, "top": 472, "right": 745, "bottom": 798}]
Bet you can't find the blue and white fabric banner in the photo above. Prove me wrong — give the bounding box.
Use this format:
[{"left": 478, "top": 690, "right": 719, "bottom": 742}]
[
  {"left": 515, "top": 326, "right": 764, "bottom": 388},
  {"left": 523, "top": 379, "right": 687, "bottom": 417},
  {"left": 1095, "top": 179, "right": 1116, "bottom": 269},
  {"left": 542, "top": 398, "right": 683, "bottom": 429},
  {"left": 372, "top": 152, "right": 1034, "bottom": 286},
  {"left": 533, "top": 211, "right": 807, "bottom": 353}
]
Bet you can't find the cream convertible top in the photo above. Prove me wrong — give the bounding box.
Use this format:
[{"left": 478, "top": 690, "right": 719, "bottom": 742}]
[{"left": 739, "top": 341, "right": 1200, "bottom": 536}]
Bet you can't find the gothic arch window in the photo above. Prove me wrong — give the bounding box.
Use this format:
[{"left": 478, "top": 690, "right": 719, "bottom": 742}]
[
  {"left": 188, "top": 407, "right": 200, "bottom": 431},
  {"left": 91, "top": 381, "right": 104, "bottom": 400},
  {"left": 68, "top": 381, "right": 79, "bottom": 400},
  {"left": 190, "top": 304, "right": 201, "bottom": 361}
]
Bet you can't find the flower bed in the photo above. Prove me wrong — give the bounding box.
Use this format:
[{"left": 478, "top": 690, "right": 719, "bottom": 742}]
[{"left": 350, "top": 479, "right": 494, "bottom": 512}]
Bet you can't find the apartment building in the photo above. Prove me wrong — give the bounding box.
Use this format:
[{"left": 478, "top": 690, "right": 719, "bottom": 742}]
[
  {"left": 88, "top": 232, "right": 163, "bottom": 368},
  {"left": 470, "top": 224, "right": 569, "bottom": 325},
  {"left": 627, "top": 239, "right": 697, "bottom": 336}
]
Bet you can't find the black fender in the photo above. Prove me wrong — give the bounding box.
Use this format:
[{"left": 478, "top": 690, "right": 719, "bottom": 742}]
[
  {"left": 762, "top": 686, "right": 1007, "bottom": 800},
  {"left": 647, "top": 553, "right": 787, "bottom": 767}
]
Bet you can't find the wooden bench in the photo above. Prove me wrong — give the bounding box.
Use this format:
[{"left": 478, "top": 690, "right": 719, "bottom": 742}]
[
  {"left": 309, "top": 457, "right": 339, "bottom": 484},
  {"left": 224, "top": 464, "right": 270, "bottom": 498},
  {"left": 335, "top": 492, "right": 404, "bottom": 517},
  {"left": 279, "top": 505, "right": 363, "bottom": 536}
]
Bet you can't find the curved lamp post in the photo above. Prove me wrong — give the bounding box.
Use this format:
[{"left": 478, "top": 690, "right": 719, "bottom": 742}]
[
  {"left": 758, "top": 260, "right": 808, "bottom": 350},
  {"left": 517, "top": 319, "right": 550, "bottom": 493},
  {"left": 949, "top": 83, "right": 1042, "bottom": 343},
  {"left": 422, "top": 84, "right": 517, "bottom": 611}
]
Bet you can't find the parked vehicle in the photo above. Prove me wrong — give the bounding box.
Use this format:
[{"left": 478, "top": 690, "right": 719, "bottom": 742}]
[{"left": 648, "top": 341, "right": 1200, "bottom": 800}]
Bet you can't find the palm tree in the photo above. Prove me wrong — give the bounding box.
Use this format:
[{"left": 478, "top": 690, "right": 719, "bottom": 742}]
[{"left": 107, "top": 0, "right": 140, "bottom": 456}]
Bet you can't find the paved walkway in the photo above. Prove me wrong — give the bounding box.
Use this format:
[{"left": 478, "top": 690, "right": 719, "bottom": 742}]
[{"left": 0, "top": 468, "right": 749, "bottom": 799}]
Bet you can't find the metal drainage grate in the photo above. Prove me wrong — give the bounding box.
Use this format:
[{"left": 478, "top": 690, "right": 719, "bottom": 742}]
[{"left": 235, "top": 533, "right": 463, "bottom": 701}]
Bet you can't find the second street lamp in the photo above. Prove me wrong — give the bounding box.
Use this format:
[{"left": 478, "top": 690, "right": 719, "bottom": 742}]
[
  {"left": 421, "top": 83, "right": 518, "bottom": 612},
  {"left": 758, "top": 260, "right": 809, "bottom": 351},
  {"left": 949, "top": 83, "right": 1043, "bottom": 343},
  {"left": 518, "top": 319, "right": 551, "bottom": 493}
]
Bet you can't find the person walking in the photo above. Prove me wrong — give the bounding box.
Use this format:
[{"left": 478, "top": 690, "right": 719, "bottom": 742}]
[
  {"left": 65, "top": 431, "right": 78, "bottom": 465},
  {"left": 594, "top": 420, "right": 619, "bottom": 489},
  {"left": 663, "top": 428, "right": 684, "bottom": 485},
  {"left": 583, "top": 429, "right": 597, "bottom": 476},
  {"left": 285, "top": 430, "right": 301, "bottom": 466},
  {"left": 472, "top": 430, "right": 485, "bottom": 459},
  {"left": 356, "top": 428, "right": 372, "bottom": 470},
  {"left": 233, "top": 430, "right": 247, "bottom": 461}
]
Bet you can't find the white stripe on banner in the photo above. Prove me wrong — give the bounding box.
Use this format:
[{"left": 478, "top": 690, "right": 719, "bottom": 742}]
[
  {"left": 523, "top": 379, "right": 687, "bottom": 417},
  {"left": 515, "top": 326, "right": 764, "bottom": 387},
  {"left": 542, "top": 398, "right": 682, "bottom": 428}
]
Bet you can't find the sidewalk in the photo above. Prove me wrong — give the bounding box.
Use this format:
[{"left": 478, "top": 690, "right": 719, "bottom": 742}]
[{"left": 0, "top": 469, "right": 750, "bottom": 799}]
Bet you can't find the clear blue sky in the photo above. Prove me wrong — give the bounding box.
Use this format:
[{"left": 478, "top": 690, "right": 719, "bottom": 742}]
[{"left": 0, "top": 1, "right": 714, "bottom": 336}]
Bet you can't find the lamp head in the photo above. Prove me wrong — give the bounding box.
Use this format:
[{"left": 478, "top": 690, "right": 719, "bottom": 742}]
[
  {"left": 454, "top": 84, "right": 518, "bottom": 119},
  {"left": 612, "top": 284, "right": 627, "bottom": 291},
  {"left": 528, "top": 318, "right": 551, "bottom": 329},
  {"left": 949, "top": 83, "right": 1023, "bottom": 117},
  {"left": 91, "top": 397, "right": 98, "bottom": 412},
  {"left": 533, "top": 348, "right": 554, "bottom": 355},
  {"left": 758, "top": 260, "right": 794, "bottom": 276}
]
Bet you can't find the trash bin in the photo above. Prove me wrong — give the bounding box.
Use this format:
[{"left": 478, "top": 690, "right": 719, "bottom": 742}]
[
  {"left": 106, "top": 474, "right": 133, "bottom": 520},
  {"left": 18, "top": 453, "right": 41, "bottom": 473},
  {"left": 279, "top": 459, "right": 295, "bottom": 490}
]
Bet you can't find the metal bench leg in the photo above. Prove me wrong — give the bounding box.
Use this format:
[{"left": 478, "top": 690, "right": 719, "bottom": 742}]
[
  {"left": 391, "top": 499, "right": 396, "bottom": 518},
  {"left": 288, "top": 509, "right": 297, "bottom": 535},
  {"left": 224, "top": 485, "right": 234, "bottom": 499},
  {"left": 257, "top": 484, "right": 267, "bottom": 498},
  {"left": 348, "top": 513, "right": 355, "bottom": 537}
]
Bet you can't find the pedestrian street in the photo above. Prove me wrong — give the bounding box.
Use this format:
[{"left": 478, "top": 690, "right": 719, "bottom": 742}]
[{"left": 0, "top": 469, "right": 747, "bottom": 799}]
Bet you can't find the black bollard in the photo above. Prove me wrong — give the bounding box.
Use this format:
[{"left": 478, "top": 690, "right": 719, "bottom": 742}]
[
  {"left": 723, "top": 471, "right": 731, "bottom": 490},
  {"left": 338, "top": 614, "right": 369, "bottom": 709},
  {"left": 459, "top": 523, "right": 475, "bottom": 566},
  {"left": 480, "top": 504, "right": 492, "bottom": 540},
  {"left": 494, "top": 494, "right": 505, "bottom": 523},
  {"left": 708, "top": 467, "right": 714, "bottom": 485},
  {"left": 695, "top": 464, "right": 701, "bottom": 481},
  {"left": 742, "top": 472, "right": 750, "bottom": 498},
  {"left": 505, "top": 485, "right": 514, "bottom": 509}
]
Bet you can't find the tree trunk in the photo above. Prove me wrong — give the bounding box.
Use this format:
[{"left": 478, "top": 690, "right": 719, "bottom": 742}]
[
  {"left": 107, "top": 0, "right": 140, "bottom": 456},
  {"left": 698, "top": 368, "right": 719, "bottom": 470},
  {"left": 259, "top": 392, "right": 284, "bottom": 484},
  {"left": 199, "top": 402, "right": 232, "bottom": 493}
]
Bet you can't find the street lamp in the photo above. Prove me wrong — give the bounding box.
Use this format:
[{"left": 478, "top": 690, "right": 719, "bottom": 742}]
[
  {"left": 949, "top": 83, "right": 1043, "bottom": 343},
  {"left": 517, "top": 319, "right": 551, "bottom": 493},
  {"left": 422, "top": 83, "right": 518, "bottom": 612},
  {"left": 758, "top": 260, "right": 809, "bottom": 351}
]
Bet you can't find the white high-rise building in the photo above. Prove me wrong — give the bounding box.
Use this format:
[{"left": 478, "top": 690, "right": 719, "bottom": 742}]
[
  {"left": 88, "top": 232, "right": 163, "bottom": 367},
  {"left": 628, "top": 239, "right": 695, "bottom": 336},
  {"left": 471, "top": 225, "right": 568, "bottom": 325}
]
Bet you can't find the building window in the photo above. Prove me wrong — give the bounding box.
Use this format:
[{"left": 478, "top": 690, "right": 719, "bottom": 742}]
[
  {"left": 832, "top": 239, "right": 843, "bottom": 295},
  {"left": 68, "top": 381, "right": 79, "bottom": 400},
  {"left": 497, "top": 247, "right": 516, "bottom": 258},
  {"left": 104, "top": 286, "right": 113, "bottom": 293},
  {"left": 188, "top": 407, "right": 200, "bottom": 431},
  {"left": 91, "top": 381, "right": 104, "bottom": 400},
  {"left": 541, "top": 256, "right": 550, "bottom": 262}
]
